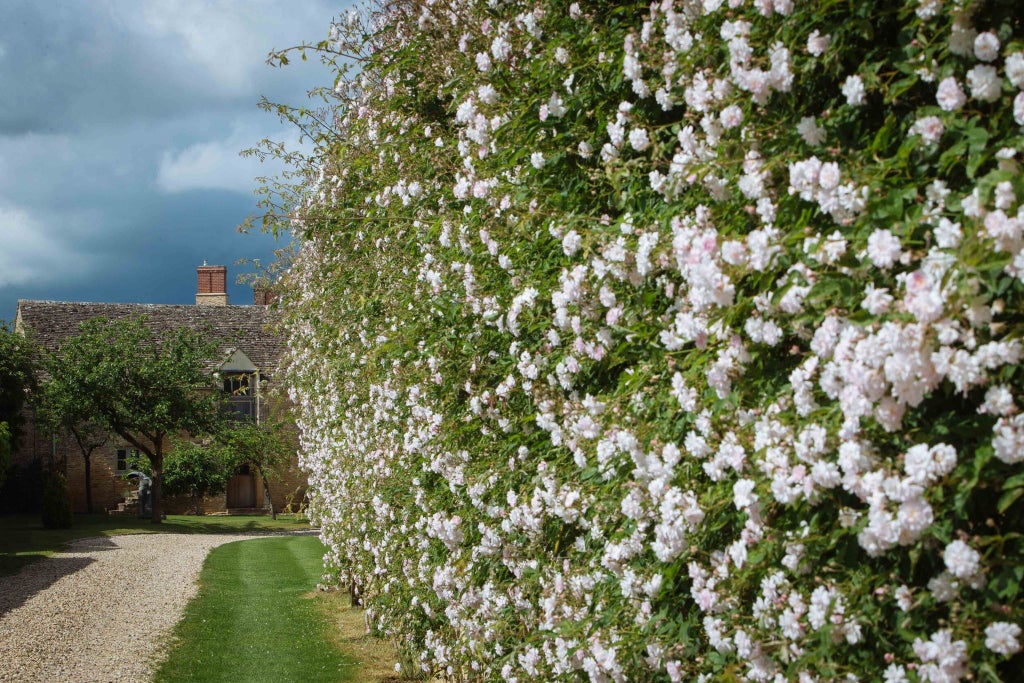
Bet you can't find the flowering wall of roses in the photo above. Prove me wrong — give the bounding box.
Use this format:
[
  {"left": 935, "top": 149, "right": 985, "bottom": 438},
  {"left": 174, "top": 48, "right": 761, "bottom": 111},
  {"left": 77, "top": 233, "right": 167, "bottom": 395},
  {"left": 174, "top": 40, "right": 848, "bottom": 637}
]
[{"left": 278, "top": 1, "right": 1024, "bottom": 680}]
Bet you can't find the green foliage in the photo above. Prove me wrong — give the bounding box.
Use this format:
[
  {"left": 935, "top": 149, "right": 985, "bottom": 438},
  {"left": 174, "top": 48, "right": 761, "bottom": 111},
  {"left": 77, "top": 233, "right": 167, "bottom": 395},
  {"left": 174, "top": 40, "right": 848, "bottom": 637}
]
[
  {"left": 162, "top": 440, "right": 232, "bottom": 514},
  {"left": 36, "top": 349, "right": 110, "bottom": 514},
  {"left": 0, "top": 422, "right": 9, "bottom": 489},
  {"left": 0, "top": 321, "right": 40, "bottom": 453},
  {"left": 221, "top": 420, "right": 293, "bottom": 473},
  {"left": 40, "top": 471, "right": 72, "bottom": 530},
  {"left": 0, "top": 457, "right": 45, "bottom": 515},
  {"left": 48, "top": 316, "right": 230, "bottom": 522},
  {"left": 220, "top": 420, "right": 295, "bottom": 519},
  {"left": 267, "top": 0, "right": 1024, "bottom": 680}
]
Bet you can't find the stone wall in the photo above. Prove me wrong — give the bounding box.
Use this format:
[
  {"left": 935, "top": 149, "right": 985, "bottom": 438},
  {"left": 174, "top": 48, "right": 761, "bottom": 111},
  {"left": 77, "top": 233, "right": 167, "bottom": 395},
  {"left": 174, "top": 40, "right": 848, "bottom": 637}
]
[{"left": 12, "top": 405, "right": 308, "bottom": 516}]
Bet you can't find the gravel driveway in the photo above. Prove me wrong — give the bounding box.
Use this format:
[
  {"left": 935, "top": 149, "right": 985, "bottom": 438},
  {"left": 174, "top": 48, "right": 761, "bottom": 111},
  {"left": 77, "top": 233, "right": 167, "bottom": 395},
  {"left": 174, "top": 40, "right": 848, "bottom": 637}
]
[{"left": 0, "top": 532, "right": 301, "bottom": 682}]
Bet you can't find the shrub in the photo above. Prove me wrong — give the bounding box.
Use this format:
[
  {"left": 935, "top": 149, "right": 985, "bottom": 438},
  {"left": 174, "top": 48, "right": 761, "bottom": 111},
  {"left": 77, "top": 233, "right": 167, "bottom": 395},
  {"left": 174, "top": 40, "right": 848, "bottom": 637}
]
[
  {"left": 0, "top": 457, "right": 46, "bottom": 514},
  {"left": 41, "top": 471, "right": 72, "bottom": 529},
  {"left": 0, "top": 422, "right": 9, "bottom": 489},
  {"left": 162, "top": 440, "right": 231, "bottom": 515},
  {"left": 272, "top": 1, "right": 1024, "bottom": 680}
]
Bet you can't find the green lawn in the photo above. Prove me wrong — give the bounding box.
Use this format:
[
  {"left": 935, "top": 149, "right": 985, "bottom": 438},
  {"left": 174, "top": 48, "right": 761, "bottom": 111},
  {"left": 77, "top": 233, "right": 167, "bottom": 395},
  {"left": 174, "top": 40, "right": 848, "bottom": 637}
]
[
  {"left": 0, "top": 513, "right": 313, "bottom": 576},
  {"left": 155, "top": 536, "right": 361, "bottom": 682},
  {"left": 1, "top": 513, "right": 400, "bottom": 681}
]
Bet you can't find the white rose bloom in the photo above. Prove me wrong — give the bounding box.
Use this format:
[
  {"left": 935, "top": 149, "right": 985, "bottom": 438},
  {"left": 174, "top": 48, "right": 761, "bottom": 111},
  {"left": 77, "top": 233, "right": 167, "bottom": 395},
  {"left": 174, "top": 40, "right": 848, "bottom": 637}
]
[
  {"left": 797, "top": 116, "right": 826, "bottom": 145},
  {"left": 967, "top": 64, "right": 1002, "bottom": 102},
  {"left": 985, "top": 622, "right": 1022, "bottom": 656},
  {"left": 936, "top": 77, "right": 967, "bottom": 111},
  {"left": 720, "top": 104, "right": 743, "bottom": 129},
  {"left": 562, "top": 230, "right": 581, "bottom": 256},
  {"left": 628, "top": 128, "right": 651, "bottom": 151},
  {"left": 861, "top": 284, "right": 893, "bottom": 315},
  {"left": 866, "top": 228, "right": 902, "bottom": 268},
  {"left": 842, "top": 74, "right": 866, "bottom": 106},
  {"left": 934, "top": 218, "right": 962, "bottom": 248},
  {"left": 916, "top": 0, "right": 941, "bottom": 20},
  {"left": 974, "top": 31, "right": 1000, "bottom": 62},
  {"left": 950, "top": 24, "right": 978, "bottom": 57},
  {"left": 943, "top": 539, "right": 981, "bottom": 579},
  {"left": 807, "top": 30, "right": 830, "bottom": 57},
  {"left": 980, "top": 385, "right": 1015, "bottom": 416},
  {"left": 733, "top": 479, "right": 758, "bottom": 510},
  {"left": 1006, "top": 52, "right": 1024, "bottom": 89},
  {"left": 478, "top": 84, "right": 498, "bottom": 105},
  {"left": 910, "top": 116, "right": 944, "bottom": 145},
  {"left": 547, "top": 92, "right": 567, "bottom": 118}
]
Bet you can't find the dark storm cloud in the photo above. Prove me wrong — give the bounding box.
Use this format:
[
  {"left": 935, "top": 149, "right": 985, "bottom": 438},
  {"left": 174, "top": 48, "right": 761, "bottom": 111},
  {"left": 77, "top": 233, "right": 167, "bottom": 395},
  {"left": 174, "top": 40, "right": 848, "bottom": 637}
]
[
  {"left": 0, "top": 0, "right": 332, "bottom": 135},
  {"left": 0, "top": 0, "right": 341, "bottom": 321}
]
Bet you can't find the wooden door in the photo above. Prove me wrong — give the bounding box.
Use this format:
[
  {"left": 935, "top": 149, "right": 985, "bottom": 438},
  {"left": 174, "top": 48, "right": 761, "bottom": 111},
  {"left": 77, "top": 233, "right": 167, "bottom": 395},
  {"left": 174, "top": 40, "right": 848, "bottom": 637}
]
[{"left": 227, "top": 473, "right": 255, "bottom": 508}]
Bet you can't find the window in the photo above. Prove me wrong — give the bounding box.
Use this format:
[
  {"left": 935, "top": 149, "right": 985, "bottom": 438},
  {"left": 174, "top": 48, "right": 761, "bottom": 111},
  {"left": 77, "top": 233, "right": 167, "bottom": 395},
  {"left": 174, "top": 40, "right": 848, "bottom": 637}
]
[
  {"left": 223, "top": 373, "right": 251, "bottom": 395},
  {"left": 223, "top": 372, "right": 256, "bottom": 421},
  {"left": 116, "top": 448, "right": 139, "bottom": 473}
]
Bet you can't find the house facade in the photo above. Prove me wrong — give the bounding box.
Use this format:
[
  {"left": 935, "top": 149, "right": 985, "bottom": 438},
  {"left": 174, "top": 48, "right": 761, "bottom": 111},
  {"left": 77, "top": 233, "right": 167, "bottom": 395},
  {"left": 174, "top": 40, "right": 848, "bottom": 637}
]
[{"left": 11, "top": 264, "right": 307, "bottom": 515}]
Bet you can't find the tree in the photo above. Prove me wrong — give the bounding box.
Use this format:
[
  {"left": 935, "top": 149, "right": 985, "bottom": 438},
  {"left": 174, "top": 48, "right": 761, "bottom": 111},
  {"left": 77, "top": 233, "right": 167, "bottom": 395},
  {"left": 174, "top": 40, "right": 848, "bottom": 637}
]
[
  {"left": 35, "top": 356, "right": 109, "bottom": 513},
  {"left": 162, "top": 439, "right": 232, "bottom": 515},
  {"left": 54, "top": 316, "right": 227, "bottom": 523},
  {"left": 0, "top": 322, "right": 39, "bottom": 454},
  {"left": 0, "top": 422, "right": 10, "bottom": 489},
  {"left": 221, "top": 419, "right": 294, "bottom": 520}
]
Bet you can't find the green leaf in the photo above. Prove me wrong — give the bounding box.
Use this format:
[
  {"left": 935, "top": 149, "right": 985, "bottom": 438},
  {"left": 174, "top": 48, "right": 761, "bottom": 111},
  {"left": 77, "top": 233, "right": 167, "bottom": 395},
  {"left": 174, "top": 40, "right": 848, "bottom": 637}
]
[
  {"left": 997, "top": 488, "right": 1024, "bottom": 514},
  {"left": 1003, "top": 472, "right": 1024, "bottom": 490}
]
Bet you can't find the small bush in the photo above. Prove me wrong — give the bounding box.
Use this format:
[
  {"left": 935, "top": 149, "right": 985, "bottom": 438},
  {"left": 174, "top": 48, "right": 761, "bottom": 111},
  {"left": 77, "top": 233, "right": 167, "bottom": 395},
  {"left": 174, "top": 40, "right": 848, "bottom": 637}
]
[
  {"left": 40, "top": 471, "right": 73, "bottom": 529},
  {"left": 0, "top": 458, "right": 46, "bottom": 514}
]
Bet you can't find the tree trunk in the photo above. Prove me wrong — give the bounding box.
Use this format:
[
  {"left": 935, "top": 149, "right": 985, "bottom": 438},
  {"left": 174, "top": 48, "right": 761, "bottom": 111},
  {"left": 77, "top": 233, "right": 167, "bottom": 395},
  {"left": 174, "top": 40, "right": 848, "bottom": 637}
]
[
  {"left": 83, "top": 452, "right": 93, "bottom": 514},
  {"left": 150, "top": 448, "right": 163, "bottom": 524},
  {"left": 259, "top": 467, "right": 276, "bottom": 520}
]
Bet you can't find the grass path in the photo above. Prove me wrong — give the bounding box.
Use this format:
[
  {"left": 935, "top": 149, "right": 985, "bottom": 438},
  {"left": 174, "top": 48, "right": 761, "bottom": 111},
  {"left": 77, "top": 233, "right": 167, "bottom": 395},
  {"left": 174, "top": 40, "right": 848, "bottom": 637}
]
[
  {"left": 2, "top": 515, "right": 401, "bottom": 681},
  {"left": 156, "top": 535, "right": 360, "bottom": 682}
]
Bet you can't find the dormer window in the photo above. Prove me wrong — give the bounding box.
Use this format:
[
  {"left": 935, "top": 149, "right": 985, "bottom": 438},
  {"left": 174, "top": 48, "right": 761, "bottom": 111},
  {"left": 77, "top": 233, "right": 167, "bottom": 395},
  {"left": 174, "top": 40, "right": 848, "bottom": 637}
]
[
  {"left": 223, "top": 373, "right": 255, "bottom": 420},
  {"left": 224, "top": 373, "right": 250, "bottom": 396},
  {"left": 219, "top": 349, "right": 261, "bottom": 422}
]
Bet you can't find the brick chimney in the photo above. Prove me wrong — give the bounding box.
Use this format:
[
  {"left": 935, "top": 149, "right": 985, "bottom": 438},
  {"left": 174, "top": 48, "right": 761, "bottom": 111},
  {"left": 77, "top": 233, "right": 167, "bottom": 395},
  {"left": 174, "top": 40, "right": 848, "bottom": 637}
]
[
  {"left": 253, "top": 285, "right": 277, "bottom": 306},
  {"left": 196, "top": 263, "right": 229, "bottom": 306}
]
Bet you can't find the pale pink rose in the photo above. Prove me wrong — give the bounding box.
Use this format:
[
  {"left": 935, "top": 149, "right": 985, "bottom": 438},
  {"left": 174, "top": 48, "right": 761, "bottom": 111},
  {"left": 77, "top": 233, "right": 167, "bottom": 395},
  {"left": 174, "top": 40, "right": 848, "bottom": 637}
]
[
  {"left": 967, "top": 64, "right": 1001, "bottom": 102},
  {"left": 807, "top": 29, "right": 830, "bottom": 57},
  {"left": 936, "top": 77, "right": 966, "bottom": 111}
]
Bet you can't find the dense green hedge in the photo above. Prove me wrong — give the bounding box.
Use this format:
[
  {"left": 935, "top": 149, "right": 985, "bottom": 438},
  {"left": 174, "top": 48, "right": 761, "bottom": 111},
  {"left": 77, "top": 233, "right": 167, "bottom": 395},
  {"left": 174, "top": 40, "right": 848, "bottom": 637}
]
[{"left": 277, "top": 1, "right": 1024, "bottom": 680}]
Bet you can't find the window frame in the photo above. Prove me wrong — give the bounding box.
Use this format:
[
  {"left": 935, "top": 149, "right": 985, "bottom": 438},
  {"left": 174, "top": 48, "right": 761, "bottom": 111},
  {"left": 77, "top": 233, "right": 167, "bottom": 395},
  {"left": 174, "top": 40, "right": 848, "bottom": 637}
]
[
  {"left": 115, "top": 447, "right": 139, "bottom": 473},
  {"left": 222, "top": 371, "right": 257, "bottom": 422}
]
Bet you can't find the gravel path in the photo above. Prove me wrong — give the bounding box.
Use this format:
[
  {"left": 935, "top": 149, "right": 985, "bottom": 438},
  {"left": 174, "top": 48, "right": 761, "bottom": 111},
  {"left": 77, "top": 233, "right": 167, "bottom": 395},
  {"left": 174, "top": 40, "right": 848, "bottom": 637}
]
[{"left": 0, "top": 532, "right": 304, "bottom": 682}]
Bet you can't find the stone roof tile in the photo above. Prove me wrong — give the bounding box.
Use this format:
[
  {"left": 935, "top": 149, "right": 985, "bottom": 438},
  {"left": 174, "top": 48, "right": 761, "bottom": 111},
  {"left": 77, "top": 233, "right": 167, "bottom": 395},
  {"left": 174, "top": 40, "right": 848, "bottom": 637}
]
[{"left": 16, "top": 300, "right": 284, "bottom": 374}]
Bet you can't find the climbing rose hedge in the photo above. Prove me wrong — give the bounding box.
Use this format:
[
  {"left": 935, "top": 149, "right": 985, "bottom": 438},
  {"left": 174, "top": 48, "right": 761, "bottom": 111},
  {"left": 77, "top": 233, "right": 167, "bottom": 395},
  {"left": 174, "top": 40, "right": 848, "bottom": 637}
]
[{"left": 278, "top": 0, "right": 1024, "bottom": 680}]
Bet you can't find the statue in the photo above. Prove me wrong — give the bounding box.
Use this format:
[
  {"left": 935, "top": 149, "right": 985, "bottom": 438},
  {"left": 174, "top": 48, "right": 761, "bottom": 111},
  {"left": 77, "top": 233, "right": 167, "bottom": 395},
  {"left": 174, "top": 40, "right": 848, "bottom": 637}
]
[{"left": 125, "top": 471, "right": 153, "bottom": 518}]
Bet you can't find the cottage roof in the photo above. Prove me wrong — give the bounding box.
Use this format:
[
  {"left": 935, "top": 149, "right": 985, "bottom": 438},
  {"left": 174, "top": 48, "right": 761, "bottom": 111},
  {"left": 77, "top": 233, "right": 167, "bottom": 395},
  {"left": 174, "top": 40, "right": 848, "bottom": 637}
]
[{"left": 15, "top": 300, "right": 284, "bottom": 374}]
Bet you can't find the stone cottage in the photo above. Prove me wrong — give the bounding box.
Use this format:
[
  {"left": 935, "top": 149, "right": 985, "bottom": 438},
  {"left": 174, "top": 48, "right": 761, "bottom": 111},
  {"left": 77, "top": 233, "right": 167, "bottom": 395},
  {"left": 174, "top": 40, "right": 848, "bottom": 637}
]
[{"left": 12, "top": 264, "right": 307, "bottom": 515}]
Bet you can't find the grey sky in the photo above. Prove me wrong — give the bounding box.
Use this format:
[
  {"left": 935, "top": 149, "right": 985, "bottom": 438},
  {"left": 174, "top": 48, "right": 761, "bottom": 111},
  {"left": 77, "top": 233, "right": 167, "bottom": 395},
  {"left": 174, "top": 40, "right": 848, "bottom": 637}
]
[{"left": 0, "top": 0, "right": 342, "bottom": 321}]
